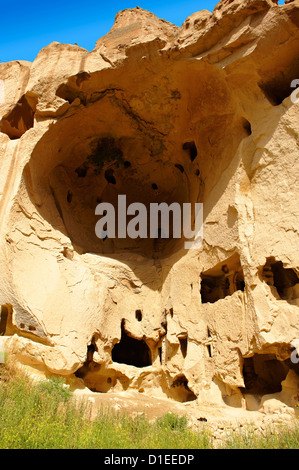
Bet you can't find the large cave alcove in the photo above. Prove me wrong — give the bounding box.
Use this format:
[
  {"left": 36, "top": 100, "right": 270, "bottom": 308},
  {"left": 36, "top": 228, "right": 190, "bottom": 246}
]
[
  {"left": 22, "top": 57, "right": 253, "bottom": 273},
  {"left": 23, "top": 97, "right": 203, "bottom": 262},
  {"left": 240, "top": 353, "right": 299, "bottom": 397}
]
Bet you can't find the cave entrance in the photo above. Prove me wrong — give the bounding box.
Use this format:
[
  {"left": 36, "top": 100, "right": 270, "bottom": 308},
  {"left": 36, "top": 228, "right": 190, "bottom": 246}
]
[
  {"left": 0, "top": 93, "right": 38, "bottom": 139},
  {"left": 170, "top": 374, "right": 197, "bottom": 402},
  {"left": 261, "top": 257, "right": 299, "bottom": 302},
  {"left": 201, "top": 253, "right": 245, "bottom": 304},
  {"left": 241, "top": 354, "right": 290, "bottom": 396},
  {"left": 257, "top": 52, "right": 299, "bottom": 106},
  {"left": 112, "top": 320, "right": 152, "bottom": 368}
]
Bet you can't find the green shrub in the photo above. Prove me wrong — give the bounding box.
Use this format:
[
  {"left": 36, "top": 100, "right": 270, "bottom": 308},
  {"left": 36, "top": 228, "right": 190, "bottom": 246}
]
[{"left": 156, "top": 412, "right": 188, "bottom": 431}]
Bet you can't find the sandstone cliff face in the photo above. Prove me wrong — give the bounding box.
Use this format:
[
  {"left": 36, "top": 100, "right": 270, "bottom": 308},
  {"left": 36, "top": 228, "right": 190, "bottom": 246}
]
[{"left": 0, "top": 0, "right": 298, "bottom": 412}]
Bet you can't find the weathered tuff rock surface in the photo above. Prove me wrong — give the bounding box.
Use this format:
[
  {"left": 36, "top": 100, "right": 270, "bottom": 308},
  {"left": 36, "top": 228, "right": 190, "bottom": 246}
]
[{"left": 0, "top": 0, "right": 299, "bottom": 422}]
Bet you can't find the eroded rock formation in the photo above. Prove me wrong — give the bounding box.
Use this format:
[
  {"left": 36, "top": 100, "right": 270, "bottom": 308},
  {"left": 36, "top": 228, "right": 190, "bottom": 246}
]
[{"left": 0, "top": 0, "right": 299, "bottom": 414}]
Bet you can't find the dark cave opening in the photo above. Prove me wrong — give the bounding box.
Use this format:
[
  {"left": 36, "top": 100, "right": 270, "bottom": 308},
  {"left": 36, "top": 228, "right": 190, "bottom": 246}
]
[
  {"left": 0, "top": 305, "right": 9, "bottom": 335},
  {"left": 171, "top": 374, "right": 197, "bottom": 402},
  {"left": 241, "top": 354, "right": 290, "bottom": 395},
  {"left": 258, "top": 75, "right": 298, "bottom": 106},
  {"left": 182, "top": 141, "right": 197, "bottom": 162},
  {"left": 261, "top": 257, "right": 299, "bottom": 301},
  {"left": 257, "top": 57, "right": 299, "bottom": 107},
  {"left": 242, "top": 118, "right": 252, "bottom": 136},
  {"left": 112, "top": 320, "right": 152, "bottom": 368},
  {"left": 0, "top": 93, "right": 38, "bottom": 140},
  {"left": 201, "top": 253, "right": 245, "bottom": 304},
  {"left": 104, "top": 169, "right": 117, "bottom": 184},
  {"left": 179, "top": 336, "right": 188, "bottom": 358},
  {"left": 135, "top": 309, "right": 142, "bottom": 322}
]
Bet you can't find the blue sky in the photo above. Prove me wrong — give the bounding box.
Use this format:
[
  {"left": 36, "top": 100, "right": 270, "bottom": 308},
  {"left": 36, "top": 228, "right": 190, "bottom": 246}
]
[{"left": 0, "top": 0, "right": 284, "bottom": 63}]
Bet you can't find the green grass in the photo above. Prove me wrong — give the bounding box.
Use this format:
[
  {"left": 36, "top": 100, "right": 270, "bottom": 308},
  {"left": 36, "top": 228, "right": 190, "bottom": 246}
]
[
  {"left": 0, "top": 364, "right": 212, "bottom": 449},
  {"left": 221, "top": 424, "right": 299, "bottom": 449},
  {"left": 0, "top": 364, "right": 299, "bottom": 449}
]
